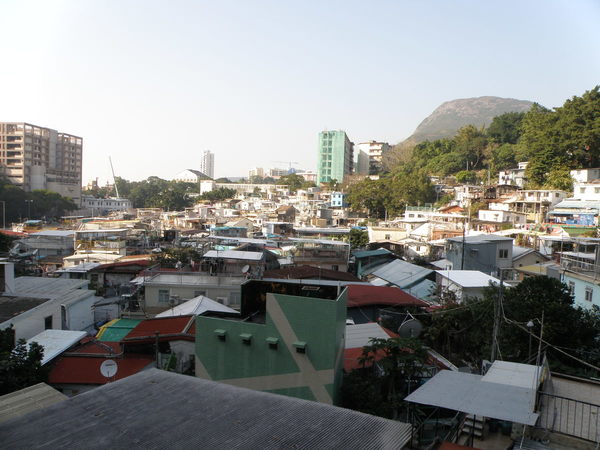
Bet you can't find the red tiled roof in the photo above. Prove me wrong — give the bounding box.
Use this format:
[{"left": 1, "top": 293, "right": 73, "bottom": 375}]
[
  {"left": 122, "top": 315, "right": 195, "bottom": 343},
  {"left": 0, "top": 230, "right": 27, "bottom": 237},
  {"left": 344, "top": 347, "right": 388, "bottom": 372},
  {"left": 346, "top": 284, "right": 428, "bottom": 308},
  {"left": 263, "top": 265, "right": 360, "bottom": 282},
  {"left": 49, "top": 355, "right": 153, "bottom": 385}
]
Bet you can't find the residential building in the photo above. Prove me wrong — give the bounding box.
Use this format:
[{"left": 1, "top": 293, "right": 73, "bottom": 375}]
[
  {"left": 352, "top": 147, "right": 370, "bottom": 175},
  {"left": 330, "top": 192, "right": 347, "bottom": 208},
  {"left": 445, "top": 235, "right": 513, "bottom": 276},
  {"left": 195, "top": 279, "right": 347, "bottom": 405},
  {"left": 248, "top": 167, "right": 265, "bottom": 178},
  {"left": 498, "top": 161, "right": 528, "bottom": 187},
  {"left": 478, "top": 209, "right": 527, "bottom": 225},
  {"left": 80, "top": 196, "right": 133, "bottom": 215},
  {"left": 199, "top": 150, "right": 214, "bottom": 179},
  {"left": 570, "top": 167, "right": 600, "bottom": 184},
  {"left": 0, "top": 122, "right": 82, "bottom": 205},
  {"left": 354, "top": 141, "right": 391, "bottom": 175},
  {"left": 317, "top": 130, "right": 353, "bottom": 184},
  {"left": 296, "top": 170, "right": 317, "bottom": 182},
  {"left": 436, "top": 270, "right": 500, "bottom": 301}
]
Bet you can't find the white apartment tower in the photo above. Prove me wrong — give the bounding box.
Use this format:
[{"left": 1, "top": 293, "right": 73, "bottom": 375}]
[
  {"left": 199, "top": 150, "right": 215, "bottom": 179},
  {"left": 0, "top": 122, "right": 82, "bottom": 205}
]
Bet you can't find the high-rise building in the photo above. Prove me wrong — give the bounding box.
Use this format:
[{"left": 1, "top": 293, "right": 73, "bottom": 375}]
[
  {"left": 317, "top": 130, "right": 353, "bottom": 185},
  {"left": 0, "top": 122, "right": 82, "bottom": 205},
  {"left": 199, "top": 150, "right": 214, "bottom": 179},
  {"left": 355, "top": 141, "right": 391, "bottom": 175}
]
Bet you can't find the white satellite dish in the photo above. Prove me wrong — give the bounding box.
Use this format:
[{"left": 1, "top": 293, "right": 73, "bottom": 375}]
[
  {"left": 241, "top": 265, "right": 250, "bottom": 274},
  {"left": 100, "top": 359, "right": 118, "bottom": 378},
  {"left": 398, "top": 317, "right": 423, "bottom": 338}
]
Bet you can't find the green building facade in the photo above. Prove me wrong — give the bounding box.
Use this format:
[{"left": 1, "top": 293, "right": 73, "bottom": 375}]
[
  {"left": 317, "top": 130, "right": 353, "bottom": 185},
  {"left": 195, "top": 282, "right": 347, "bottom": 405}
]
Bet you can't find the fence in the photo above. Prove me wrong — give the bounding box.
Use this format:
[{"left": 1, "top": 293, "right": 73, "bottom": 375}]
[{"left": 536, "top": 391, "right": 600, "bottom": 443}]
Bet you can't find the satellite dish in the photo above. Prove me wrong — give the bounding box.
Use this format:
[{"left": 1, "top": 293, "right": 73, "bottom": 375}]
[
  {"left": 398, "top": 318, "right": 423, "bottom": 338},
  {"left": 241, "top": 265, "right": 250, "bottom": 274},
  {"left": 100, "top": 359, "right": 118, "bottom": 378}
]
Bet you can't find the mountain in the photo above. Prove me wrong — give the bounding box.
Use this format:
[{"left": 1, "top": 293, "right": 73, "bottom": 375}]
[{"left": 405, "top": 96, "right": 534, "bottom": 143}]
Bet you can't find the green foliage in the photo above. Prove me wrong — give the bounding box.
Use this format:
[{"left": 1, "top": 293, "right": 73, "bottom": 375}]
[
  {"left": 521, "top": 87, "right": 600, "bottom": 187},
  {"left": 455, "top": 170, "right": 477, "bottom": 184},
  {"left": 0, "top": 327, "right": 48, "bottom": 395},
  {"left": 543, "top": 166, "right": 574, "bottom": 191},
  {"left": 424, "top": 276, "right": 600, "bottom": 375},
  {"left": 278, "top": 173, "right": 314, "bottom": 193},
  {"left": 198, "top": 187, "right": 237, "bottom": 202},
  {"left": 346, "top": 168, "right": 436, "bottom": 219},
  {"left": 112, "top": 177, "right": 197, "bottom": 210},
  {"left": 349, "top": 228, "right": 369, "bottom": 249},
  {"left": 491, "top": 143, "right": 518, "bottom": 173},
  {"left": 342, "top": 337, "right": 428, "bottom": 419},
  {"left": 0, "top": 178, "right": 77, "bottom": 223},
  {"left": 0, "top": 233, "right": 16, "bottom": 252},
  {"left": 152, "top": 247, "right": 202, "bottom": 268},
  {"left": 487, "top": 112, "right": 525, "bottom": 144}
]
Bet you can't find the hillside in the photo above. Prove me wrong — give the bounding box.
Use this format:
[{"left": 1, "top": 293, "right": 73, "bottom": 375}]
[{"left": 405, "top": 96, "right": 534, "bottom": 143}]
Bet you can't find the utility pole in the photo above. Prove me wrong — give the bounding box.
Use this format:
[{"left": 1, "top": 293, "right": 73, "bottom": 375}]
[{"left": 490, "top": 270, "right": 504, "bottom": 363}]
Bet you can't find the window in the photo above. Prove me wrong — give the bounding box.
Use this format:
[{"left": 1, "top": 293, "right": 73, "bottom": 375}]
[
  {"left": 194, "top": 290, "right": 206, "bottom": 297},
  {"left": 44, "top": 315, "right": 53, "bottom": 330},
  {"left": 580, "top": 188, "right": 586, "bottom": 194},
  {"left": 158, "top": 289, "right": 170, "bottom": 303},
  {"left": 568, "top": 281, "right": 575, "bottom": 295},
  {"left": 585, "top": 287, "right": 593, "bottom": 302},
  {"left": 385, "top": 234, "right": 391, "bottom": 240},
  {"left": 499, "top": 249, "right": 508, "bottom": 259},
  {"left": 595, "top": 188, "right": 600, "bottom": 194},
  {"left": 331, "top": 265, "right": 339, "bottom": 271}
]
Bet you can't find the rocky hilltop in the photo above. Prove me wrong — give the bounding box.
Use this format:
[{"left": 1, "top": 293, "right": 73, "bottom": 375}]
[{"left": 406, "top": 96, "right": 534, "bottom": 143}]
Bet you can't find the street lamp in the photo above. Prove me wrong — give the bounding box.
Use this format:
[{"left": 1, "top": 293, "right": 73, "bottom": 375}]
[
  {"left": 25, "top": 199, "right": 33, "bottom": 220},
  {"left": 526, "top": 320, "right": 534, "bottom": 361}
]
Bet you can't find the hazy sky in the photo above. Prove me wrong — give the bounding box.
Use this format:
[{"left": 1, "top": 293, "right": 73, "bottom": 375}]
[{"left": 2, "top": 1, "right": 599, "bottom": 183}]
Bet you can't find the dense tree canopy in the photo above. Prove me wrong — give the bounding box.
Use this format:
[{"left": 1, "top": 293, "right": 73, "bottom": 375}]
[
  {"left": 424, "top": 276, "right": 600, "bottom": 376},
  {"left": 0, "top": 327, "right": 48, "bottom": 395}
]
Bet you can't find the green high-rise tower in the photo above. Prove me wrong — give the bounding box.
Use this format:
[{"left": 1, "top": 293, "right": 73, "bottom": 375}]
[{"left": 317, "top": 130, "right": 353, "bottom": 185}]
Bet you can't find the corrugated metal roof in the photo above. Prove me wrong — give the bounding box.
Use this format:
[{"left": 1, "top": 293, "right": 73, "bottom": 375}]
[
  {"left": 353, "top": 248, "right": 393, "bottom": 259},
  {"left": 371, "top": 259, "right": 433, "bottom": 288},
  {"left": 0, "top": 383, "right": 67, "bottom": 424},
  {"left": 13, "top": 277, "right": 89, "bottom": 297},
  {"left": 345, "top": 323, "right": 391, "bottom": 349},
  {"left": 203, "top": 250, "right": 264, "bottom": 261},
  {"left": 405, "top": 370, "right": 539, "bottom": 425},
  {"left": 97, "top": 319, "right": 142, "bottom": 342},
  {"left": 26, "top": 330, "right": 87, "bottom": 365},
  {"left": 346, "top": 284, "right": 428, "bottom": 308},
  {"left": 482, "top": 361, "right": 540, "bottom": 389},
  {"left": 0, "top": 369, "right": 413, "bottom": 449},
  {"left": 29, "top": 230, "right": 74, "bottom": 237}
]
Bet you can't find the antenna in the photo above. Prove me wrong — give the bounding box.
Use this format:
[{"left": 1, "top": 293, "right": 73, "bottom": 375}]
[
  {"left": 398, "top": 314, "right": 423, "bottom": 338},
  {"left": 109, "top": 156, "right": 120, "bottom": 198}
]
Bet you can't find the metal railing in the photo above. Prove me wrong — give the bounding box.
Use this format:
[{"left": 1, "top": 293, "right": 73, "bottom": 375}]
[{"left": 536, "top": 391, "right": 600, "bottom": 443}]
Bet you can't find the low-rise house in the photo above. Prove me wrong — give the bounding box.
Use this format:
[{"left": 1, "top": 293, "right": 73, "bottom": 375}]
[
  {"left": 478, "top": 209, "right": 527, "bottom": 225},
  {"left": 9, "top": 230, "right": 74, "bottom": 260},
  {"left": 346, "top": 284, "right": 428, "bottom": 324},
  {"left": 352, "top": 248, "right": 397, "bottom": 278},
  {"left": 436, "top": 270, "right": 500, "bottom": 302},
  {"left": 498, "top": 162, "right": 528, "bottom": 187},
  {"left": 445, "top": 234, "right": 513, "bottom": 276},
  {"left": 276, "top": 205, "right": 297, "bottom": 222},
  {"left": 289, "top": 238, "right": 350, "bottom": 271},
  {"left": 0, "top": 275, "right": 99, "bottom": 341}
]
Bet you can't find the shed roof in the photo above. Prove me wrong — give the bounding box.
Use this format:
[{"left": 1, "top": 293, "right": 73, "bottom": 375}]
[
  {"left": 13, "top": 277, "right": 89, "bottom": 297},
  {"left": 26, "top": 330, "right": 87, "bottom": 365},
  {"left": 371, "top": 259, "right": 433, "bottom": 288},
  {"left": 0, "top": 383, "right": 67, "bottom": 424},
  {"left": 353, "top": 248, "right": 393, "bottom": 259},
  {"left": 122, "top": 315, "right": 195, "bottom": 343},
  {"left": 345, "top": 323, "right": 392, "bottom": 349},
  {"left": 0, "top": 296, "right": 49, "bottom": 324},
  {"left": 0, "top": 369, "right": 413, "bottom": 449},
  {"left": 405, "top": 368, "right": 539, "bottom": 425}
]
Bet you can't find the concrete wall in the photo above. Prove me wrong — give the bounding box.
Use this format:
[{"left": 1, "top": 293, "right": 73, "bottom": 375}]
[{"left": 562, "top": 273, "right": 600, "bottom": 309}]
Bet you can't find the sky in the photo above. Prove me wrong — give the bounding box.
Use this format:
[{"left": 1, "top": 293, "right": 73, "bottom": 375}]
[{"left": 1, "top": 0, "right": 599, "bottom": 183}]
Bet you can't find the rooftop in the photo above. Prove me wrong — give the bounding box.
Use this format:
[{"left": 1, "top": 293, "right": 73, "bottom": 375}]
[
  {"left": 0, "top": 383, "right": 67, "bottom": 425},
  {"left": 26, "top": 330, "right": 88, "bottom": 365},
  {"left": 370, "top": 259, "right": 433, "bottom": 288},
  {"left": 0, "top": 296, "right": 49, "bottom": 324},
  {"left": 122, "top": 315, "right": 195, "bottom": 343},
  {"left": 13, "top": 277, "right": 89, "bottom": 297},
  {"left": 0, "top": 369, "right": 413, "bottom": 449},
  {"left": 436, "top": 270, "right": 500, "bottom": 288},
  {"left": 203, "top": 250, "right": 264, "bottom": 261},
  {"left": 263, "top": 265, "right": 360, "bottom": 282},
  {"left": 346, "top": 284, "right": 428, "bottom": 308},
  {"left": 155, "top": 296, "right": 238, "bottom": 318}
]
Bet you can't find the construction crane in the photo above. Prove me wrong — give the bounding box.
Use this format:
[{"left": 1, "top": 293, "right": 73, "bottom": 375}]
[{"left": 271, "top": 161, "right": 300, "bottom": 171}]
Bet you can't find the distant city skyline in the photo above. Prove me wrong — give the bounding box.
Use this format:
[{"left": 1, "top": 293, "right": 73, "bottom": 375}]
[{"left": 1, "top": 0, "right": 599, "bottom": 184}]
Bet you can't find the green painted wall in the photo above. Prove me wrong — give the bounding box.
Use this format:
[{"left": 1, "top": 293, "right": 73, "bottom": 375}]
[{"left": 195, "top": 288, "right": 347, "bottom": 404}]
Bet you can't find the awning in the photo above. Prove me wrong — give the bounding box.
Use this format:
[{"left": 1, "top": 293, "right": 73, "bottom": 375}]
[{"left": 405, "top": 370, "right": 539, "bottom": 425}]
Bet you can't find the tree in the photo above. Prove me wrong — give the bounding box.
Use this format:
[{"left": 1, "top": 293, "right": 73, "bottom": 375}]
[
  {"left": 278, "top": 173, "right": 305, "bottom": 193},
  {"left": 198, "top": 187, "right": 236, "bottom": 202},
  {"left": 455, "top": 170, "right": 477, "bottom": 184},
  {"left": 341, "top": 337, "right": 428, "bottom": 419},
  {"left": 424, "top": 276, "right": 600, "bottom": 376},
  {"left": 487, "top": 112, "right": 525, "bottom": 144},
  {"left": 349, "top": 228, "right": 368, "bottom": 249},
  {"left": 0, "top": 327, "right": 48, "bottom": 395},
  {"left": 491, "top": 143, "right": 517, "bottom": 173}
]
